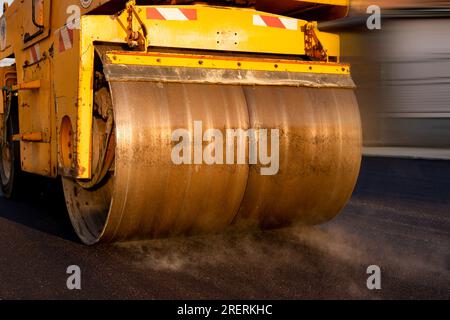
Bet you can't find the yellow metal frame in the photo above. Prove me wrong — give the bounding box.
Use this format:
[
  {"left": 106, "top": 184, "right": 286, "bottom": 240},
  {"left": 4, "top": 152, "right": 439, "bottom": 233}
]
[
  {"left": 21, "top": 0, "right": 52, "bottom": 50},
  {"left": 106, "top": 51, "right": 350, "bottom": 75},
  {"left": 76, "top": 16, "right": 128, "bottom": 178}
]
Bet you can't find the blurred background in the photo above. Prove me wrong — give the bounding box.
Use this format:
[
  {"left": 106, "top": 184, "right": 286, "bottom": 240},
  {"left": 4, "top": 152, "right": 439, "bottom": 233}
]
[{"left": 322, "top": 0, "right": 450, "bottom": 159}]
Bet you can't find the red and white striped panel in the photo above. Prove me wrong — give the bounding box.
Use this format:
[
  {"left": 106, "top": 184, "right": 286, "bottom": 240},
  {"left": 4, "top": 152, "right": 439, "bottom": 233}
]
[
  {"left": 29, "top": 44, "right": 41, "bottom": 64},
  {"left": 147, "top": 7, "right": 197, "bottom": 21},
  {"left": 253, "top": 15, "right": 298, "bottom": 31},
  {"left": 58, "top": 26, "right": 74, "bottom": 53}
]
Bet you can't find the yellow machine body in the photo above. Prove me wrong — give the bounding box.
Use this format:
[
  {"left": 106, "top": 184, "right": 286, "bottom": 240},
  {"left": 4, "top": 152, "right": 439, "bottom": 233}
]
[{"left": 0, "top": 0, "right": 361, "bottom": 244}]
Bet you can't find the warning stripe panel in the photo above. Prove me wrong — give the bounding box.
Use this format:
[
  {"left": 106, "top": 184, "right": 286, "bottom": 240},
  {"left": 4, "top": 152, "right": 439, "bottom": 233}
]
[
  {"left": 29, "top": 44, "right": 40, "bottom": 64},
  {"left": 147, "top": 8, "right": 197, "bottom": 21},
  {"left": 253, "top": 15, "right": 298, "bottom": 31},
  {"left": 58, "top": 26, "right": 74, "bottom": 53},
  {"left": 145, "top": 8, "right": 296, "bottom": 30}
]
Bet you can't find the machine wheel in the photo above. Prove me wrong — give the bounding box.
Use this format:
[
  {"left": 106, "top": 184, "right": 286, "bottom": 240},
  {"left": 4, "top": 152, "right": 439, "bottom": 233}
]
[{"left": 0, "top": 96, "right": 20, "bottom": 199}]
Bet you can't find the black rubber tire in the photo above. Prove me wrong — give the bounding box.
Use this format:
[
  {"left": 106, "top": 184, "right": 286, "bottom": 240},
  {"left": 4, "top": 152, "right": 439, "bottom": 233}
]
[{"left": 0, "top": 94, "right": 21, "bottom": 199}]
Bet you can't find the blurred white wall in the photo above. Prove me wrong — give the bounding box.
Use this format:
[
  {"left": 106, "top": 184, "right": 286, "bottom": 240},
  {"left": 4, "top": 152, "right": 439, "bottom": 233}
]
[{"left": 328, "top": 8, "right": 450, "bottom": 150}]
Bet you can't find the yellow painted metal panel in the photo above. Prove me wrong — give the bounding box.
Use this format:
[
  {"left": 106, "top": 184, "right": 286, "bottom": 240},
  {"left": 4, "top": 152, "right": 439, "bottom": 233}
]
[
  {"left": 21, "top": 0, "right": 52, "bottom": 49},
  {"left": 142, "top": 5, "right": 305, "bottom": 55},
  {"left": 122, "top": 5, "right": 340, "bottom": 57},
  {"left": 53, "top": 26, "right": 80, "bottom": 177},
  {"left": 106, "top": 51, "right": 350, "bottom": 75},
  {"left": 19, "top": 57, "right": 54, "bottom": 177}
]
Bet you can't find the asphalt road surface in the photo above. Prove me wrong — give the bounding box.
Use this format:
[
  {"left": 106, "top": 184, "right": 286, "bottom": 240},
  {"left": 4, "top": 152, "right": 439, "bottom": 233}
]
[{"left": 0, "top": 157, "right": 449, "bottom": 299}]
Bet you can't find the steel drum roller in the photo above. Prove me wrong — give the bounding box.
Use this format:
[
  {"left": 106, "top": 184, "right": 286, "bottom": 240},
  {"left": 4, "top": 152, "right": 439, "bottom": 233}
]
[{"left": 63, "top": 80, "right": 361, "bottom": 244}]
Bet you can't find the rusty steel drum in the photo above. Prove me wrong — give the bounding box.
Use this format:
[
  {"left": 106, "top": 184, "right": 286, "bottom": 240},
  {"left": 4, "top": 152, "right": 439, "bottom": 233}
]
[{"left": 62, "top": 77, "right": 361, "bottom": 245}]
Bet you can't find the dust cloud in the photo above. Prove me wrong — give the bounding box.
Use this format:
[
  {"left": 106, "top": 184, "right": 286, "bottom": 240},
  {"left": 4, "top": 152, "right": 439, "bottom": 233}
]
[{"left": 115, "top": 222, "right": 448, "bottom": 286}]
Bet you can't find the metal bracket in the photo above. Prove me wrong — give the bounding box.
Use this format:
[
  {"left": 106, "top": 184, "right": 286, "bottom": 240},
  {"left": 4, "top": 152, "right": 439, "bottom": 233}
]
[
  {"left": 302, "top": 22, "right": 328, "bottom": 62},
  {"left": 12, "top": 131, "right": 48, "bottom": 142},
  {"left": 12, "top": 80, "right": 41, "bottom": 91},
  {"left": 124, "top": 1, "right": 148, "bottom": 50}
]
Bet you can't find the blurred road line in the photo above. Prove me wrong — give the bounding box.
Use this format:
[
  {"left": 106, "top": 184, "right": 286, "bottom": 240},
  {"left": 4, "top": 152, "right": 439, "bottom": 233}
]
[{"left": 363, "top": 147, "right": 450, "bottom": 160}]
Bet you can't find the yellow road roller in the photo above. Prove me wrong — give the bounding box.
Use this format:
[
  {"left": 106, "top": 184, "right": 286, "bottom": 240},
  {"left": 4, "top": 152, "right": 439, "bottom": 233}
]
[{"left": 0, "top": 0, "right": 361, "bottom": 244}]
